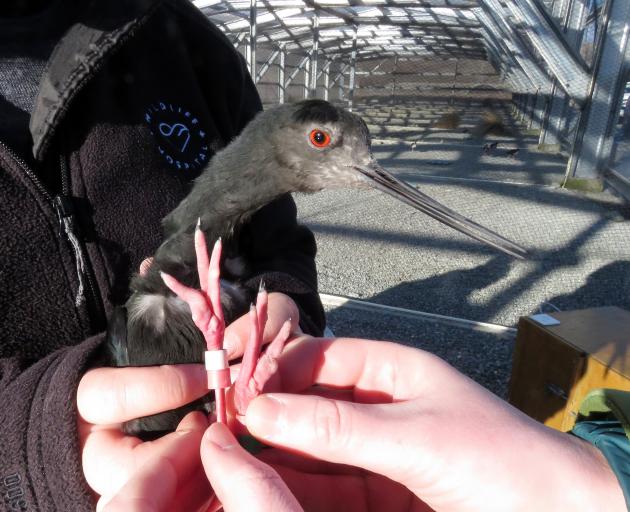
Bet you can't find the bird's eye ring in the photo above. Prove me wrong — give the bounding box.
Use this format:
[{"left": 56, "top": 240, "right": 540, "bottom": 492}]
[{"left": 309, "top": 129, "right": 331, "bottom": 148}]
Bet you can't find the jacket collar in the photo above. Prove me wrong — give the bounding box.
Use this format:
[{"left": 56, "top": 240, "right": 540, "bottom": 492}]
[{"left": 30, "top": 0, "right": 163, "bottom": 161}]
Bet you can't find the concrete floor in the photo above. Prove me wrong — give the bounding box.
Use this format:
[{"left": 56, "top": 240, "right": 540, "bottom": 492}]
[{"left": 294, "top": 99, "right": 630, "bottom": 398}]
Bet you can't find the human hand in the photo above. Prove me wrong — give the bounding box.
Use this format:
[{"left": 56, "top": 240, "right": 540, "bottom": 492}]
[
  {"left": 78, "top": 367, "right": 212, "bottom": 510},
  {"left": 243, "top": 337, "right": 626, "bottom": 512},
  {"left": 78, "top": 257, "right": 299, "bottom": 507},
  {"left": 102, "top": 420, "right": 302, "bottom": 512}
]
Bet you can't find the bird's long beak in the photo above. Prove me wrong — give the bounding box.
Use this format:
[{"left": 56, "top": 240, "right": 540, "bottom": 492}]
[{"left": 353, "top": 162, "right": 528, "bottom": 259}]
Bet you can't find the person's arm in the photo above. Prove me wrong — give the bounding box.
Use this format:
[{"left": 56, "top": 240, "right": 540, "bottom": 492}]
[
  {"left": 96, "top": 336, "right": 627, "bottom": 512},
  {"left": 243, "top": 337, "right": 626, "bottom": 512},
  {"left": 0, "top": 338, "right": 102, "bottom": 512}
]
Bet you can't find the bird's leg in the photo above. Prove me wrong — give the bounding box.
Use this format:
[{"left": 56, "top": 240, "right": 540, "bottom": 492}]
[
  {"left": 161, "top": 225, "right": 229, "bottom": 422},
  {"left": 162, "top": 226, "right": 292, "bottom": 422},
  {"left": 160, "top": 229, "right": 225, "bottom": 350}
]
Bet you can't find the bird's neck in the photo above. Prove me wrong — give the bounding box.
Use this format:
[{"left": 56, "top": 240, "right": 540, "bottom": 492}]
[{"left": 196, "top": 146, "right": 290, "bottom": 240}]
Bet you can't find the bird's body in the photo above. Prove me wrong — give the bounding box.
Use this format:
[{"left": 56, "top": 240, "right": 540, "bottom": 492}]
[
  {"left": 112, "top": 100, "right": 369, "bottom": 365},
  {"left": 106, "top": 99, "right": 527, "bottom": 436},
  {"left": 482, "top": 141, "right": 499, "bottom": 155}
]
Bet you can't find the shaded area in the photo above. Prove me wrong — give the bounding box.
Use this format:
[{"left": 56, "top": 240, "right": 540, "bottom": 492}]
[
  {"left": 324, "top": 304, "right": 514, "bottom": 398},
  {"left": 296, "top": 98, "right": 630, "bottom": 397}
]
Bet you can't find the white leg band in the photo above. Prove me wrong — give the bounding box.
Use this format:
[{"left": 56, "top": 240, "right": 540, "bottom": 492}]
[{"left": 205, "top": 349, "right": 228, "bottom": 370}]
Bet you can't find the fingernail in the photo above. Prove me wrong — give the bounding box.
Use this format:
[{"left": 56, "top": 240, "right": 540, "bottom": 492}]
[
  {"left": 246, "top": 395, "right": 284, "bottom": 440},
  {"left": 204, "top": 422, "right": 238, "bottom": 450}
]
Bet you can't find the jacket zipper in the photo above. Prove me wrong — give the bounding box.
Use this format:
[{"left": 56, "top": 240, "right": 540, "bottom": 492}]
[
  {"left": 56, "top": 151, "right": 107, "bottom": 330},
  {"left": 0, "top": 140, "right": 52, "bottom": 201},
  {"left": 0, "top": 139, "right": 106, "bottom": 331}
]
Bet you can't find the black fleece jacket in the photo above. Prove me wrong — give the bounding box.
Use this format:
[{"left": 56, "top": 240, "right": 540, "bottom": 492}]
[{"left": 0, "top": 1, "right": 324, "bottom": 510}]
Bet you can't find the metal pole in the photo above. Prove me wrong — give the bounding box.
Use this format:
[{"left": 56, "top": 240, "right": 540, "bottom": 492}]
[
  {"left": 501, "top": 0, "right": 591, "bottom": 102},
  {"left": 390, "top": 55, "right": 398, "bottom": 105},
  {"left": 329, "top": 63, "right": 349, "bottom": 103},
  {"left": 309, "top": 15, "right": 319, "bottom": 98},
  {"left": 517, "top": 95, "right": 526, "bottom": 123},
  {"left": 348, "top": 26, "right": 357, "bottom": 111},
  {"left": 552, "top": 0, "right": 570, "bottom": 21},
  {"left": 531, "top": 90, "right": 547, "bottom": 131},
  {"left": 278, "top": 44, "right": 285, "bottom": 104},
  {"left": 248, "top": 0, "right": 257, "bottom": 80},
  {"left": 323, "top": 60, "right": 330, "bottom": 101},
  {"left": 303, "top": 58, "right": 310, "bottom": 99},
  {"left": 285, "top": 55, "right": 309, "bottom": 88},
  {"left": 517, "top": 94, "right": 526, "bottom": 116},
  {"left": 256, "top": 49, "right": 279, "bottom": 84},
  {"left": 477, "top": 6, "right": 549, "bottom": 94},
  {"left": 232, "top": 32, "right": 247, "bottom": 50},
  {"left": 525, "top": 94, "right": 536, "bottom": 127},
  {"left": 339, "top": 73, "right": 345, "bottom": 102},
  {"left": 539, "top": 0, "right": 587, "bottom": 150}
]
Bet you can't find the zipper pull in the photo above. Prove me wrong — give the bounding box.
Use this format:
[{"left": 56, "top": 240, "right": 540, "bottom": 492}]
[
  {"left": 53, "top": 195, "right": 71, "bottom": 235},
  {"left": 53, "top": 195, "right": 81, "bottom": 237},
  {"left": 53, "top": 194, "right": 87, "bottom": 306}
]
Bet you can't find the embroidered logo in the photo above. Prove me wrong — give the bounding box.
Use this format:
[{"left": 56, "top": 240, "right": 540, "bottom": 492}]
[{"left": 145, "top": 102, "right": 209, "bottom": 171}]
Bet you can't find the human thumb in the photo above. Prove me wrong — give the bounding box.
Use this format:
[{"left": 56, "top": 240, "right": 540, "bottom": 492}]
[
  {"left": 201, "top": 422, "right": 302, "bottom": 512},
  {"left": 246, "top": 394, "right": 417, "bottom": 485}
]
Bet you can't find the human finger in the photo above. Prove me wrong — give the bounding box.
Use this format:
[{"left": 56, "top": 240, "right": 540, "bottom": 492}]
[
  {"left": 269, "top": 463, "right": 430, "bottom": 512},
  {"left": 84, "top": 412, "right": 208, "bottom": 500},
  {"left": 98, "top": 452, "right": 178, "bottom": 512},
  {"left": 77, "top": 364, "right": 207, "bottom": 424},
  {"left": 201, "top": 422, "right": 302, "bottom": 512},
  {"left": 272, "top": 337, "right": 454, "bottom": 401},
  {"left": 223, "top": 292, "right": 299, "bottom": 360},
  {"left": 139, "top": 258, "right": 153, "bottom": 276},
  {"left": 246, "top": 393, "right": 427, "bottom": 488},
  {"left": 97, "top": 413, "right": 207, "bottom": 511},
  {"left": 257, "top": 448, "right": 361, "bottom": 476}
]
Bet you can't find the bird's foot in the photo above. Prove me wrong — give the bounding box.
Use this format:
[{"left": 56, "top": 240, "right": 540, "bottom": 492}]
[
  {"left": 160, "top": 224, "right": 292, "bottom": 421},
  {"left": 160, "top": 223, "right": 225, "bottom": 350}
]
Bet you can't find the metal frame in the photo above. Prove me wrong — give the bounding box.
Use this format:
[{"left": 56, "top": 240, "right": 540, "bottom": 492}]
[
  {"left": 502, "top": 0, "right": 591, "bottom": 102},
  {"left": 192, "top": 0, "right": 630, "bottom": 184},
  {"left": 539, "top": 0, "right": 588, "bottom": 149},
  {"left": 566, "top": 0, "right": 630, "bottom": 180}
]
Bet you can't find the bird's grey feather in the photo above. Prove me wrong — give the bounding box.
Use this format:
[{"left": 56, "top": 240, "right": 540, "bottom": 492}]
[{"left": 106, "top": 99, "right": 527, "bottom": 437}]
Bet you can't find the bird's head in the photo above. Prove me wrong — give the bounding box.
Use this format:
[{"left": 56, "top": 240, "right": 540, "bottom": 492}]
[
  {"left": 256, "top": 99, "right": 375, "bottom": 193},
  {"left": 246, "top": 100, "right": 527, "bottom": 259}
]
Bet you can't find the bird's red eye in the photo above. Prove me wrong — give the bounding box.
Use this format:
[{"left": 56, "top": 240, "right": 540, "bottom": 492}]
[{"left": 309, "top": 129, "right": 331, "bottom": 148}]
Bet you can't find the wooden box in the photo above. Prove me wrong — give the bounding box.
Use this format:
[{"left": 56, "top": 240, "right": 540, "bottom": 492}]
[{"left": 508, "top": 306, "right": 630, "bottom": 431}]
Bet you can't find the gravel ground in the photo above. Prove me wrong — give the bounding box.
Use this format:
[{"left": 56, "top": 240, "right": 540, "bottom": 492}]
[
  {"left": 323, "top": 304, "right": 514, "bottom": 398},
  {"left": 294, "top": 100, "right": 630, "bottom": 397}
]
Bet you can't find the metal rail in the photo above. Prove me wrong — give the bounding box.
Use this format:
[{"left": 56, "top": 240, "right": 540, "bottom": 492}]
[{"left": 320, "top": 293, "right": 517, "bottom": 340}]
